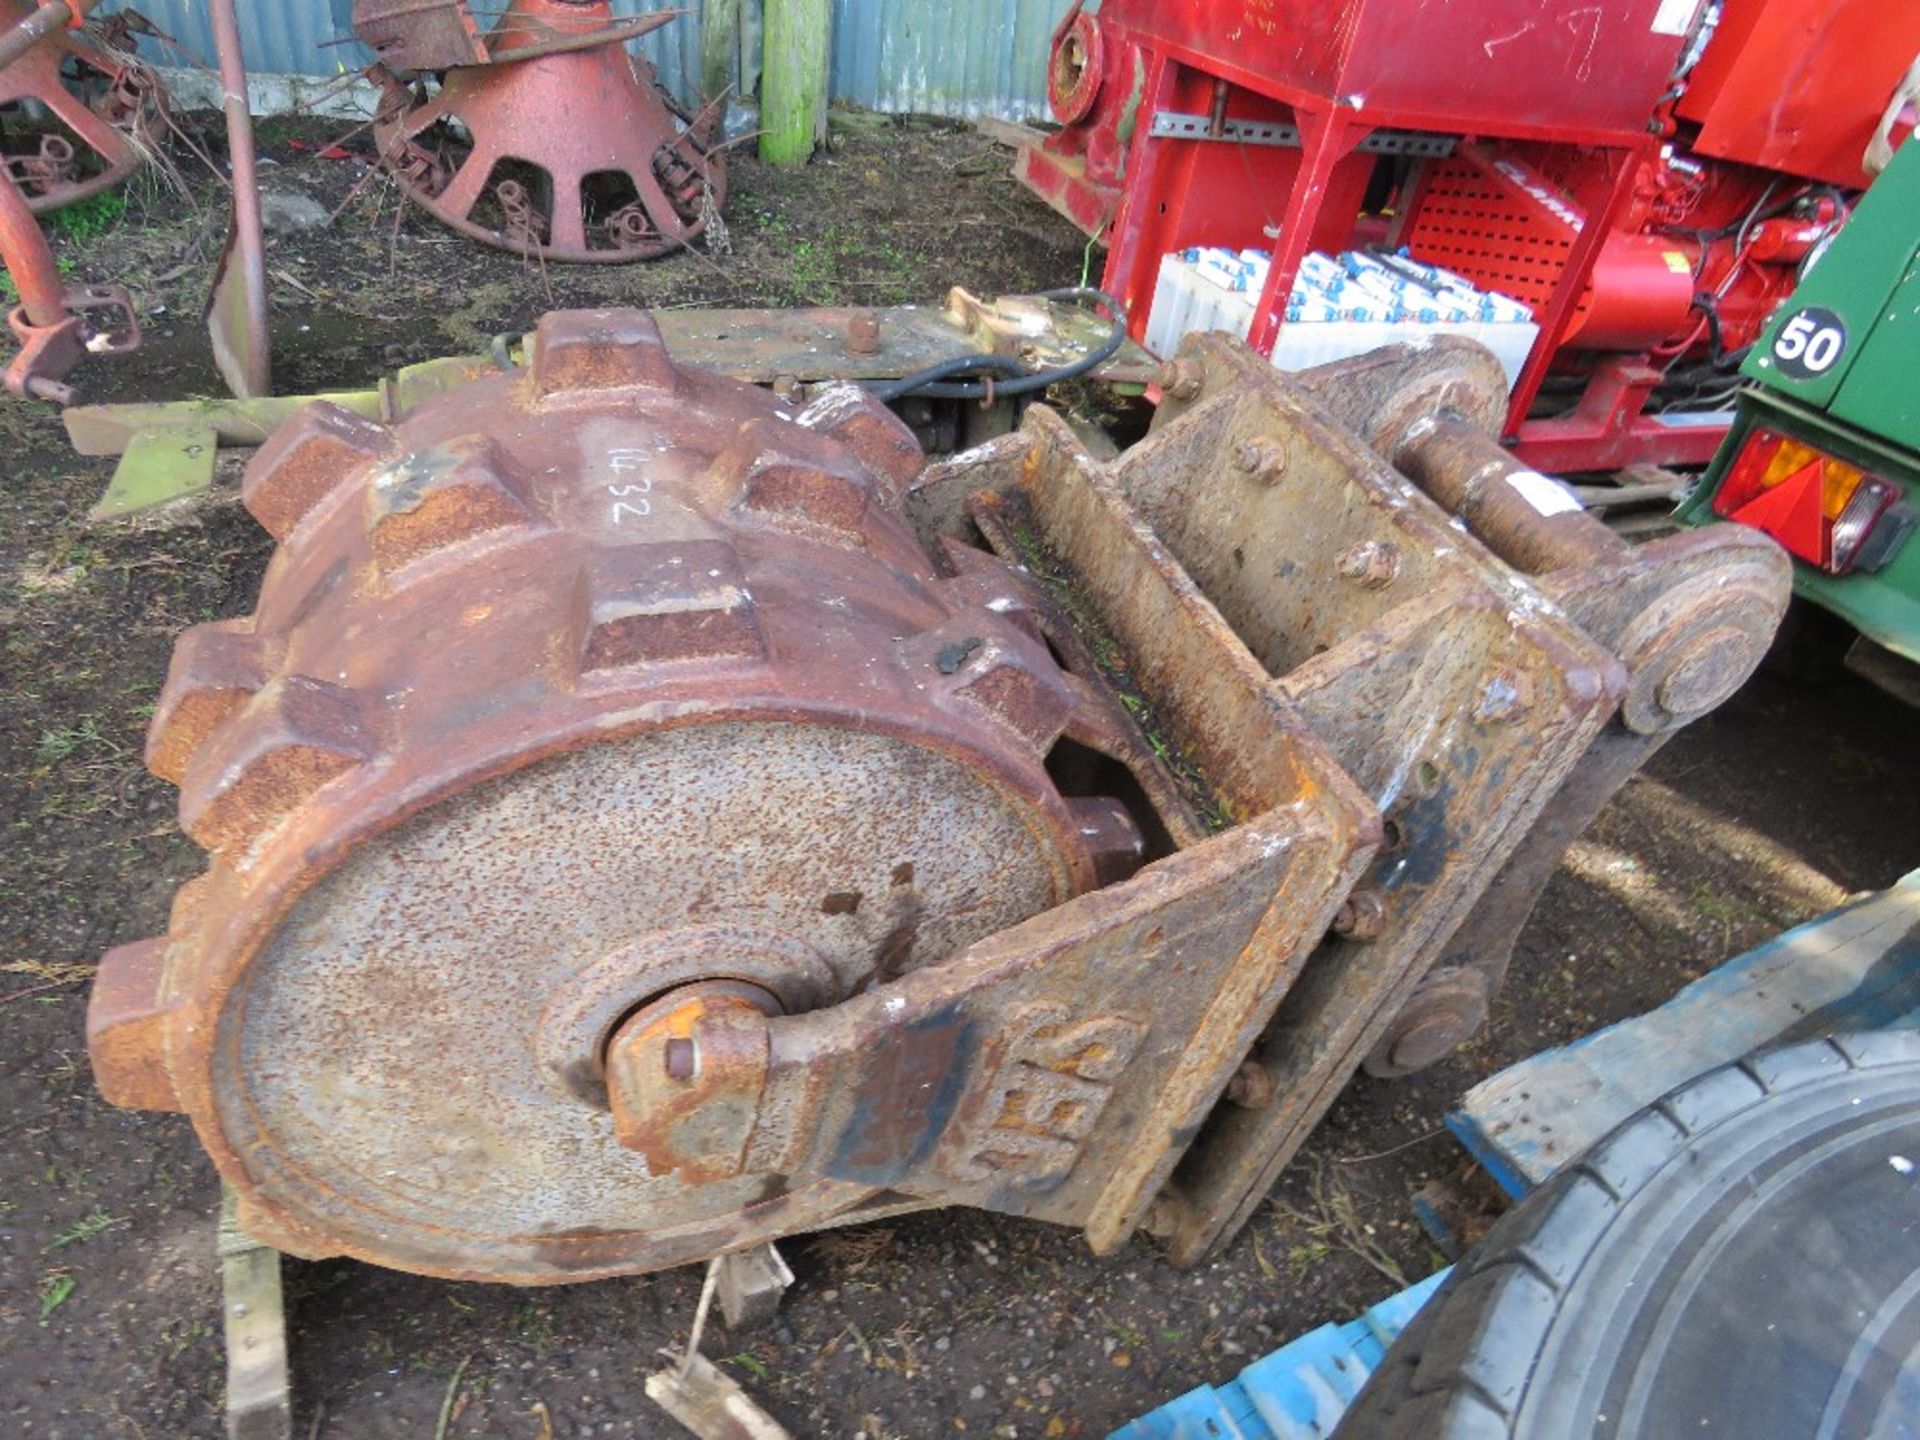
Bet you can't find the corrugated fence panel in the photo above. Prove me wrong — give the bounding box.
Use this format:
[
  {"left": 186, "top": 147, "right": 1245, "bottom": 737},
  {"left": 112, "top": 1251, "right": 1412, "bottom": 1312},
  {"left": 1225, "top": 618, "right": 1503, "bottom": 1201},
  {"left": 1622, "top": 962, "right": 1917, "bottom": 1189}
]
[
  {"left": 91, "top": 0, "right": 1063, "bottom": 117},
  {"left": 832, "top": 0, "right": 1067, "bottom": 119},
  {"left": 96, "top": 0, "right": 362, "bottom": 79},
  {"left": 96, "top": 0, "right": 703, "bottom": 102}
]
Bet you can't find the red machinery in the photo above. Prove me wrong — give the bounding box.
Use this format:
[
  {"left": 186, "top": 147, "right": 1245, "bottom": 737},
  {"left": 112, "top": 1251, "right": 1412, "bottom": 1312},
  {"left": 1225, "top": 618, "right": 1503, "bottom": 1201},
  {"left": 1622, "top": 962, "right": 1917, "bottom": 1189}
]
[
  {"left": 356, "top": 0, "right": 728, "bottom": 263},
  {"left": 1018, "top": 0, "right": 1920, "bottom": 474},
  {"left": 0, "top": 0, "right": 156, "bottom": 401}
]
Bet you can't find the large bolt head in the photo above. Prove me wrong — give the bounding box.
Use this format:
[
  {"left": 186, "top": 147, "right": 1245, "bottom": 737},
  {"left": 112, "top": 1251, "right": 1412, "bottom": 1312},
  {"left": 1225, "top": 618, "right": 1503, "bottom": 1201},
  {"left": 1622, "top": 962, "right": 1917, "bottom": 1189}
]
[{"left": 604, "top": 980, "right": 780, "bottom": 1184}]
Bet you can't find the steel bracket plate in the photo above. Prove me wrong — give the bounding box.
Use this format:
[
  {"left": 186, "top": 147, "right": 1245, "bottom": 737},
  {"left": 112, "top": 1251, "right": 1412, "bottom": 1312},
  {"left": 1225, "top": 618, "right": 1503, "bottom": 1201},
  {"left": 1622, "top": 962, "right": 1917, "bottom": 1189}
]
[{"left": 1147, "top": 111, "right": 1455, "bottom": 157}]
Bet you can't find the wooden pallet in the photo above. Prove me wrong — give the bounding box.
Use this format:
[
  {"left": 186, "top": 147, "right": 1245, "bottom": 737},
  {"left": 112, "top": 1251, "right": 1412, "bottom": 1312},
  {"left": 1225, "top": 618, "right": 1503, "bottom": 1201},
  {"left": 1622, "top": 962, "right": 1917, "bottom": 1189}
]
[{"left": 1450, "top": 869, "right": 1920, "bottom": 1196}]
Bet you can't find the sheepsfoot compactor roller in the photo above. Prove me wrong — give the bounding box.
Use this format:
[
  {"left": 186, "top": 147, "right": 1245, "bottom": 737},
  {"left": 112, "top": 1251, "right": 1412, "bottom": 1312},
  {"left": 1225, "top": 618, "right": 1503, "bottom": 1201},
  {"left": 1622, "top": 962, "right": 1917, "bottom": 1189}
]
[{"left": 87, "top": 310, "right": 1789, "bottom": 1284}]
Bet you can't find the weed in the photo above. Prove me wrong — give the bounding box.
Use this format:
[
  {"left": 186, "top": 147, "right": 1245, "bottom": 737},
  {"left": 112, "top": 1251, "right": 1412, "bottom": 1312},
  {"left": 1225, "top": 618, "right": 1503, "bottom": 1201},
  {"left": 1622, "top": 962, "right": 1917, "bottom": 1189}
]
[
  {"left": 512, "top": 1301, "right": 557, "bottom": 1350},
  {"left": 49, "top": 1211, "right": 126, "bottom": 1249},
  {"left": 1095, "top": 1308, "right": 1147, "bottom": 1351},
  {"left": 1271, "top": 1158, "right": 1408, "bottom": 1287},
  {"left": 725, "top": 1351, "right": 771, "bottom": 1380},
  {"left": 35, "top": 719, "right": 107, "bottom": 765},
  {"left": 1287, "top": 1238, "right": 1333, "bottom": 1276},
  {"left": 38, "top": 1271, "right": 75, "bottom": 1320},
  {"left": 165, "top": 1319, "right": 210, "bottom": 1362}
]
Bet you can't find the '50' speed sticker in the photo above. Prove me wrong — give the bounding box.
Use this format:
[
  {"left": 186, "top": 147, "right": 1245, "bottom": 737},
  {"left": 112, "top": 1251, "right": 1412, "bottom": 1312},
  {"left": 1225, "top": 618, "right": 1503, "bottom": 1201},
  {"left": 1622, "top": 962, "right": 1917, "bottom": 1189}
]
[{"left": 1769, "top": 307, "right": 1847, "bottom": 380}]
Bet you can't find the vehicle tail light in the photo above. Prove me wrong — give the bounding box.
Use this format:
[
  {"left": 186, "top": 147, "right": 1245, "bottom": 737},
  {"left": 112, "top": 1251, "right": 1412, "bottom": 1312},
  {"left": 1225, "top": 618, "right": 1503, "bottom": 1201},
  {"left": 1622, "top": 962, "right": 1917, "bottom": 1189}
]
[{"left": 1712, "top": 427, "right": 1903, "bottom": 575}]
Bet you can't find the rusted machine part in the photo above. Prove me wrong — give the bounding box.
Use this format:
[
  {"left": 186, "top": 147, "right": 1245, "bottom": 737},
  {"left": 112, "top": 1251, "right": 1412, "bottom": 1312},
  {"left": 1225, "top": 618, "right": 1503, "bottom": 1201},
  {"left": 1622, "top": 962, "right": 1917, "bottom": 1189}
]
[
  {"left": 1, "top": 163, "right": 136, "bottom": 402},
  {"left": 2, "top": 158, "right": 70, "bottom": 330},
  {"left": 0, "top": 0, "right": 88, "bottom": 73},
  {"left": 91, "top": 314, "right": 1635, "bottom": 1282},
  {"left": 352, "top": 0, "right": 490, "bottom": 70},
  {"left": 89, "top": 308, "right": 1167, "bottom": 1280},
  {"left": 203, "top": 0, "right": 270, "bottom": 400},
  {"left": 1287, "top": 340, "right": 1791, "bottom": 1078},
  {"left": 1047, "top": 1, "right": 1102, "bottom": 126},
  {"left": 361, "top": 0, "right": 725, "bottom": 263},
  {"left": 0, "top": 0, "right": 163, "bottom": 214}
]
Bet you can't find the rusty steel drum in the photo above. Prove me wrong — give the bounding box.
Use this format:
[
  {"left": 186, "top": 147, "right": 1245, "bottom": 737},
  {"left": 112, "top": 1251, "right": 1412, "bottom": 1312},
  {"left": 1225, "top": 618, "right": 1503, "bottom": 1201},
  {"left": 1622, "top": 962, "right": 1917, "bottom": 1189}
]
[
  {"left": 0, "top": 0, "right": 164, "bottom": 214},
  {"left": 90, "top": 309, "right": 1151, "bottom": 1281},
  {"left": 363, "top": 0, "right": 726, "bottom": 263}
]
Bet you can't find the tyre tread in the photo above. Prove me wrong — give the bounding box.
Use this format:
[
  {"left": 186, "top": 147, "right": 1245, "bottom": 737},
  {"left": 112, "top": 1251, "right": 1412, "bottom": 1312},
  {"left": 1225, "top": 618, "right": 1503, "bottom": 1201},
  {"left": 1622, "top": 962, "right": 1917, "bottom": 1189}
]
[{"left": 1335, "top": 1032, "right": 1920, "bottom": 1439}]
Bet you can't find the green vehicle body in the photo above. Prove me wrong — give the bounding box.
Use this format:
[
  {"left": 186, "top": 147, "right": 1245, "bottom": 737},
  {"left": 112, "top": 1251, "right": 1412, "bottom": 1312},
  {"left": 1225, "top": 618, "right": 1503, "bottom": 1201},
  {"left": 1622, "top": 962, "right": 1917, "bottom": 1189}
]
[{"left": 1676, "top": 139, "right": 1920, "bottom": 664}]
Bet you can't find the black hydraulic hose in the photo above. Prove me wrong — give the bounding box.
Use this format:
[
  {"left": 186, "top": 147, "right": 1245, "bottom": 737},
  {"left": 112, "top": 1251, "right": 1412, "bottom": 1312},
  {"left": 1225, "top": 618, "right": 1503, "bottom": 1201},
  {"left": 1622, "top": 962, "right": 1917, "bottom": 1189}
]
[{"left": 864, "top": 287, "right": 1129, "bottom": 403}]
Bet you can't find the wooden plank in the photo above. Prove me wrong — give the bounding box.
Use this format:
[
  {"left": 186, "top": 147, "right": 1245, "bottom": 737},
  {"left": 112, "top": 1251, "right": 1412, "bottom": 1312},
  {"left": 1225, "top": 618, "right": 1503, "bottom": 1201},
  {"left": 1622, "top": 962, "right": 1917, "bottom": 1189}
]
[
  {"left": 66, "top": 303, "right": 1156, "bottom": 460},
  {"left": 1451, "top": 870, "right": 1920, "bottom": 1194},
  {"left": 218, "top": 1188, "right": 291, "bottom": 1440},
  {"left": 646, "top": 1353, "right": 791, "bottom": 1439},
  {"left": 977, "top": 117, "right": 1046, "bottom": 150},
  {"left": 65, "top": 391, "right": 385, "bottom": 458},
  {"left": 760, "top": 0, "right": 828, "bottom": 166}
]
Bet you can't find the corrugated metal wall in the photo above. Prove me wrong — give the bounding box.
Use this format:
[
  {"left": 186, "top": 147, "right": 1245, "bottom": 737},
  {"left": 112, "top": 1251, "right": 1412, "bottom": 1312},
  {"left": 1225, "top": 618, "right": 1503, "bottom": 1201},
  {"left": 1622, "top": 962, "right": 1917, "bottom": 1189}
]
[
  {"left": 831, "top": 0, "right": 1064, "bottom": 118},
  {"left": 97, "top": 1, "right": 1068, "bottom": 118},
  {"left": 99, "top": 2, "right": 702, "bottom": 105}
]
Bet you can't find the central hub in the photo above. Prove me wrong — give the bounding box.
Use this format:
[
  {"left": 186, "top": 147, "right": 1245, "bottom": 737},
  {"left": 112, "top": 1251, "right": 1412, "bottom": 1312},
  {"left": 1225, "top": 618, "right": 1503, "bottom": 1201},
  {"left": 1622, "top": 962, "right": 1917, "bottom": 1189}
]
[{"left": 605, "top": 979, "right": 783, "bottom": 1182}]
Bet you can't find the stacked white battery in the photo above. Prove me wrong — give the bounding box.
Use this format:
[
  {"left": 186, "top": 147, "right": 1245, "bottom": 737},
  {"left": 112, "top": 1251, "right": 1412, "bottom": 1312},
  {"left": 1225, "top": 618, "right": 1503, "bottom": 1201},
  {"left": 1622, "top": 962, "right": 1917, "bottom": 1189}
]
[{"left": 1144, "top": 247, "right": 1540, "bottom": 389}]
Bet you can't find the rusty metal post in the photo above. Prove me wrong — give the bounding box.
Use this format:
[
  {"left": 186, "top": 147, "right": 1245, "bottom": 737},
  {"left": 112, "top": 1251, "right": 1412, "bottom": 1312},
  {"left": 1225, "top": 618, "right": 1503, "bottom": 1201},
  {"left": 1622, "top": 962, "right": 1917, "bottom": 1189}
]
[
  {"left": 205, "top": 0, "right": 271, "bottom": 399},
  {"left": 0, "top": 166, "right": 68, "bottom": 327},
  {"left": 2, "top": 165, "right": 82, "bottom": 401},
  {"left": 0, "top": 0, "right": 87, "bottom": 74}
]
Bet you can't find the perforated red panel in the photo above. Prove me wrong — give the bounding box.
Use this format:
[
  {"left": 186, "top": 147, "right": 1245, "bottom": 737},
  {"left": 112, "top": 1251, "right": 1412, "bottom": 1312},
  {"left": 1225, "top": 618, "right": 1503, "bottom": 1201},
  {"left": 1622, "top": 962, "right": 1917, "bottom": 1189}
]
[{"left": 1406, "top": 153, "right": 1582, "bottom": 317}]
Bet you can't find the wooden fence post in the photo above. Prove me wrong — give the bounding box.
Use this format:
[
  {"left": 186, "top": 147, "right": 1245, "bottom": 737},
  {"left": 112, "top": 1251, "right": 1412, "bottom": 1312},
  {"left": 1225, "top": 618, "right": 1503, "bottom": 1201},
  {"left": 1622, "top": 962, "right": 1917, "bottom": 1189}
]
[
  {"left": 700, "top": 0, "right": 740, "bottom": 122},
  {"left": 759, "top": 0, "right": 829, "bottom": 166}
]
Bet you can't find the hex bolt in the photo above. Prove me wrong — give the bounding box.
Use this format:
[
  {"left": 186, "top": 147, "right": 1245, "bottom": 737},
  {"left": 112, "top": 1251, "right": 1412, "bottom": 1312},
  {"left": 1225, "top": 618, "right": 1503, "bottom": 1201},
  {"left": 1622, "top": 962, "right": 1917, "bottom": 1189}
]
[
  {"left": 1475, "top": 667, "right": 1533, "bottom": 724},
  {"left": 1156, "top": 358, "right": 1206, "bottom": 401},
  {"left": 1335, "top": 540, "right": 1400, "bottom": 590},
  {"left": 664, "top": 1037, "right": 696, "bottom": 1081},
  {"left": 846, "top": 314, "right": 881, "bottom": 356},
  {"left": 1332, "top": 889, "right": 1388, "bottom": 941},
  {"left": 1224, "top": 1060, "right": 1277, "bottom": 1109},
  {"left": 1233, "top": 435, "right": 1288, "bottom": 484}
]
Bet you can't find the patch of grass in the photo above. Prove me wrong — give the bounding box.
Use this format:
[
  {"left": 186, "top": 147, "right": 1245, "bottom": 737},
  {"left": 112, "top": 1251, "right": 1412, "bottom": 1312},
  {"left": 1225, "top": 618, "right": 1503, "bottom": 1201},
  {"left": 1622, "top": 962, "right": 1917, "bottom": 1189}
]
[
  {"left": 34, "top": 719, "right": 107, "bottom": 766},
  {"left": 50, "top": 190, "right": 127, "bottom": 243},
  {"left": 1685, "top": 881, "right": 1781, "bottom": 932},
  {"left": 725, "top": 1351, "right": 771, "bottom": 1380}
]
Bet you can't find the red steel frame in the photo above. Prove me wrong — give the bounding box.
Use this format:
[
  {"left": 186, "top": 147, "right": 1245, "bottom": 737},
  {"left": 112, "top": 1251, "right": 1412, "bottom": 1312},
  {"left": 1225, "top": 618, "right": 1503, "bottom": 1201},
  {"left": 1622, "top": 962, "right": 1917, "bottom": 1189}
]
[
  {"left": 1018, "top": 0, "right": 1848, "bottom": 474},
  {"left": 1088, "top": 46, "right": 1690, "bottom": 471}
]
